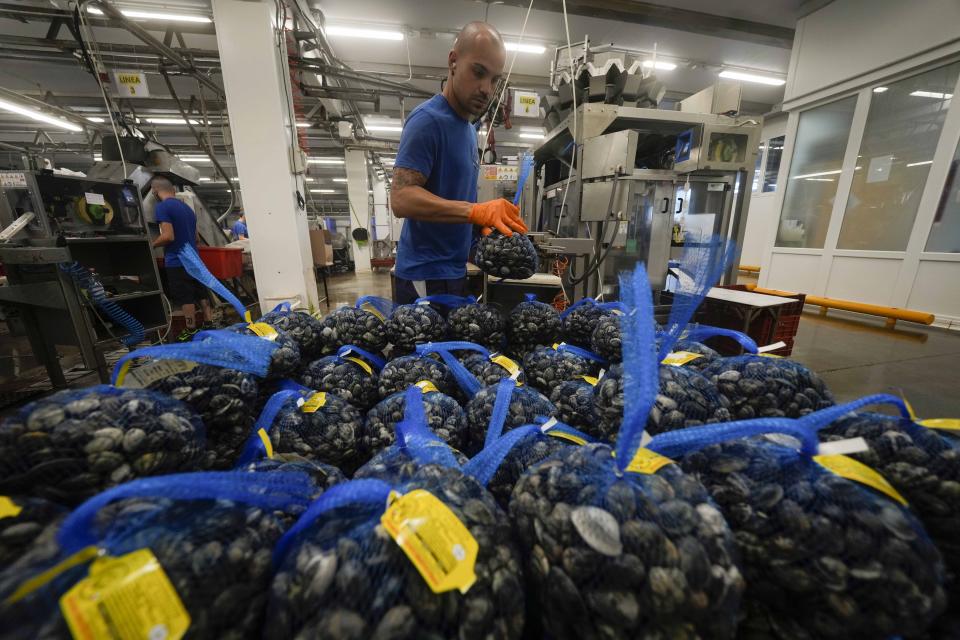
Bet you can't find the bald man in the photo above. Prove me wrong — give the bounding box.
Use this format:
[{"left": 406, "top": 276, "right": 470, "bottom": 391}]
[{"left": 390, "top": 21, "right": 528, "bottom": 304}]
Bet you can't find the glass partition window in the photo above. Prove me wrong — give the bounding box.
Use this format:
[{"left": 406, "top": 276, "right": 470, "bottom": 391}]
[
  {"left": 776, "top": 96, "right": 858, "bottom": 248},
  {"left": 926, "top": 135, "right": 960, "bottom": 253},
  {"left": 762, "top": 136, "right": 785, "bottom": 192},
  {"left": 752, "top": 142, "right": 764, "bottom": 192},
  {"left": 836, "top": 63, "right": 959, "bottom": 250}
]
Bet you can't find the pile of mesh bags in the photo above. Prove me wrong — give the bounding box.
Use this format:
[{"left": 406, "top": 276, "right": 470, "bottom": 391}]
[
  {"left": 318, "top": 297, "right": 391, "bottom": 355},
  {"left": 363, "top": 382, "right": 468, "bottom": 459},
  {"left": 506, "top": 294, "right": 561, "bottom": 358},
  {"left": 298, "top": 346, "right": 384, "bottom": 412},
  {"left": 259, "top": 302, "right": 326, "bottom": 360}
]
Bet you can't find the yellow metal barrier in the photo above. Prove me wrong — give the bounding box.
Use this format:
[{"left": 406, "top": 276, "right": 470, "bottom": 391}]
[{"left": 743, "top": 284, "right": 935, "bottom": 328}]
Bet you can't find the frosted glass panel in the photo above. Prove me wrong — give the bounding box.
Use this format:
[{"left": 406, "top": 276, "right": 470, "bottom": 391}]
[
  {"left": 763, "top": 136, "right": 785, "bottom": 192},
  {"left": 776, "top": 96, "right": 857, "bottom": 248},
  {"left": 838, "top": 63, "right": 959, "bottom": 250},
  {"left": 751, "top": 143, "right": 763, "bottom": 192},
  {"left": 926, "top": 137, "right": 960, "bottom": 253}
]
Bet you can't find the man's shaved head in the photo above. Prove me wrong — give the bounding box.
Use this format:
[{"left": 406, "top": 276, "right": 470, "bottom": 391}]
[{"left": 444, "top": 21, "right": 507, "bottom": 120}]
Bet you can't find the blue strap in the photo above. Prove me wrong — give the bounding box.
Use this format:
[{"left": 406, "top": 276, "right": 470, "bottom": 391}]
[
  {"left": 599, "top": 301, "right": 627, "bottom": 313},
  {"left": 523, "top": 293, "right": 537, "bottom": 302},
  {"left": 395, "top": 386, "right": 461, "bottom": 469},
  {"left": 271, "top": 302, "right": 292, "bottom": 313},
  {"left": 683, "top": 325, "right": 758, "bottom": 353},
  {"left": 178, "top": 244, "right": 249, "bottom": 322},
  {"left": 614, "top": 263, "right": 659, "bottom": 472},
  {"left": 797, "top": 393, "right": 912, "bottom": 432},
  {"left": 555, "top": 342, "right": 608, "bottom": 365},
  {"left": 513, "top": 155, "right": 534, "bottom": 206},
  {"left": 272, "top": 478, "right": 392, "bottom": 567},
  {"left": 336, "top": 345, "right": 386, "bottom": 371},
  {"left": 234, "top": 389, "right": 303, "bottom": 466},
  {"left": 355, "top": 295, "right": 395, "bottom": 319},
  {"left": 560, "top": 297, "right": 595, "bottom": 319},
  {"left": 545, "top": 419, "right": 597, "bottom": 444},
  {"left": 414, "top": 295, "right": 477, "bottom": 308},
  {"left": 647, "top": 416, "right": 820, "bottom": 460},
  {"left": 416, "top": 342, "right": 487, "bottom": 396},
  {"left": 484, "top": 378, "right": 518, "bottom": 449},
  {"left": 58, "top": 471, "right": 315, "bottom": 555},
  {"left": 111, "top": 330, "right": 277, "bottom": 383},
  {"left": 463, "top": 424, "right": 541, "bottom": 487}
]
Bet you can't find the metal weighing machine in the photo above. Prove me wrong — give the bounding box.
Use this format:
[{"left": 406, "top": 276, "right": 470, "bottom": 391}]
[{"left": 0, "top": 170, "right": 166, "bottom": 386}]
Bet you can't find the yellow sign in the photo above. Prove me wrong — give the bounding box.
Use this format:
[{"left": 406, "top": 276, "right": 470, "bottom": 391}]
[
  {"left": 512, "top": 90, "right": 540, "bottom": 117},
  {"left": 580, "top": 375, "right": 599, "bottom": 386},
  {"left": 113, "top": 71, "right": 149, "bottom": 97},
  {"left": 415, "top": 380, "right": 439, "bottom": 394},
  {"left": 626, "top": 448, "right": 674, "bottom": 475},
  {"left": 381, "top": 490, "right": 478, "bottom": 594},
  {"left": 814, "top": 454, "right": 907, "bottom": 505},
  {"left": 60, "top": 549, "right": 190, "bottom": 640}
]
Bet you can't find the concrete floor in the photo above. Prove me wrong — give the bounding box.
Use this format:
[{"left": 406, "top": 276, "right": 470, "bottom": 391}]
[{"left": 324, "top": 271, "right": 960, "bottom": 417}]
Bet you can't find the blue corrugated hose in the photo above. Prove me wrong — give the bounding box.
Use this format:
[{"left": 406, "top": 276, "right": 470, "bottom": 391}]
[{"left": 59, "top": 261, "right": 145, "bottom": 347}]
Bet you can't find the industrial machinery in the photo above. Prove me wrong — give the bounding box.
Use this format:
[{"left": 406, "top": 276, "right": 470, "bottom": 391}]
[{"left": 0, "top": 170, "right": 166, "bottom": 386}]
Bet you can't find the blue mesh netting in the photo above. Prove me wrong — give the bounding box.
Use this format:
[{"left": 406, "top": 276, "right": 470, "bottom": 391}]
[
  {"left": 416, "top": 341, "right": 488, "bottom": 399},
  {"left": 447, "top": 301, "right": 506, "bottom": 349},
  {"left": 561, "top": 298, "right": 617, "bottom": 347},
  {"left": 0, "top": 472, "right": 315, "bottom": 640},
  {"left": 260, "top": 304, "right": 326, "bottom": 360},
  {"left": 0, "top": 385, "right": 206, "bottom": 505},
  {"left": 669, "top": 339, "right": 721, "bottom": 370},
  {"left": 242, "top": 454, "right": 346, "bottom": 500},
  {"left": 297, "top": 345, "right": 384, "bottom": 412},
  {"left": 701, "top": 354, "right": 835, "bottom": 420},
  {"left": 475, "top": 231, "right": 539, "bottom": 279},
  {"left": 224, "top": 321, "right": 302, "bottom": 379},
  {"left": 647, "top": 398, "right": 948, "bottom": 638},
  {"left": 550, "top": 379, "right": 600, "bottom": 431},
  {"left": 318, "top": 305, "right": 389, "bottom": 355},
  {"left": 355, "top": 295, "right": 396, "bottom": 321},
  {"left": 521, "top": 344, "right": 603, "bottom": 396},
  {"left": 464, "top": 379, "right": 557, "bottom": 456},
  {"left": 0, "top": 496, "right": 66, "bottom": 570},
  {"left": 459, "top": 351, "right": 527, "bottom": 387},
  {"left": 506, "top": 294, "right": 561, "bottom": 356},
  {"left": 362, "top": 386, "right": 468, "bottom": 460},
  {"left": 377, "top": 353, "right": 457, "bottom": 399},
  {"left": 178, "top": 244, "right": 249, "bottom": 321},
  {"left": 385, "top": 302, "right": 449, "bottom": 353}
]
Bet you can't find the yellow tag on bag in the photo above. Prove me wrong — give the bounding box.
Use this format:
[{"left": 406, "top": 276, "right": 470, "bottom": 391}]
[
  {"left": 490, "top": 354, "right": 520, "bottom": 379},
  {"left": 381, "top": 490, "right": 478, "bottom": 595},
  {"left": 415, "top": 380, "right": 439, "bottom": 394},
  {"left": 580, "top": 375, "right": 599, "bottom": 386},
  {"left": 359, "top": 302, "right": 386, "bottom": 323},
  {"left": 547, "top": 430, "right": 588, "bottom": 446},
  {"left": 661, "top": 351, "right": 703, "bottom": 366},
  {"left": 626, "top": 448, "right": 674, "bottom": 475},
  {"left": 918, "top": 418, "right": 960, "bottom": 432},
  {"left": 300, "top": 392, "right": 327, "bottom": 413},
  {"left": 6, "top": 546, "right": 100, "bottom": 605},
  {"left": 257, "top": 428, "right": 274, "bottom": 459},
  {"left": 344, "top": 356, "right": 373, "bottom": 376},
  {"left": 60, "top": 549, "right": 190, "bottom": 640},
  {"left": 0, "top": 496, "right": 22, "bottom": 520},
  {"left": 247, "top": 322, "right": 279, "bottom": 341},
  {"left": 814, "top": 454, "right": 907, "bottom": 506}
]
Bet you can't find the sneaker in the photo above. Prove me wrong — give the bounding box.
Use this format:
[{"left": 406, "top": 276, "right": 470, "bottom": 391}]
[{"left": 176, "top": 327, "right": 199, "bottom": 343}]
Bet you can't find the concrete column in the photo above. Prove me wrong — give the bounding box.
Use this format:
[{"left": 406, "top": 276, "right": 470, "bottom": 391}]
[
  {"left": 345, "top": 149, "right": 372, "bottom": 272},
  {"left": 371, "top": 176, "right": 390, "bottom": 241},
  {"left": 211, "top": 0, "right": 319, "bottom": 311}
]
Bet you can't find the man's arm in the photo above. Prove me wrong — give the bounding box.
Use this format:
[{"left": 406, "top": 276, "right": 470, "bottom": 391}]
[
  {"left": 390, "top": 168, "right": 471, "bottom": 223},
  {"left": 153, "top": 221, "right": 175, "bottom": 248}
]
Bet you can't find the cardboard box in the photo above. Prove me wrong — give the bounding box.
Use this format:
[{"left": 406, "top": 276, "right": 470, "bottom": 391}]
[{"left": 309, "top": 230, "right": 333, "bottom": 266}]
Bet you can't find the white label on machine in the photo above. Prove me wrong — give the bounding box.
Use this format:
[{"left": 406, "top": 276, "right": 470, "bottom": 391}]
[
  {"left": 512, "top": 90, "right": 539, "bottom": 117},
  {"left": 496, "top": 166, "right": 519, "bottom": 181},
  {"left": 85, "top": 192, "right": 105, "bottom": 206},
  {"left": 707, "top": 183, "right": 725, "bottom": 191},
  {"left": 0, "top": 173, "right": 27, "bottom": 188}
]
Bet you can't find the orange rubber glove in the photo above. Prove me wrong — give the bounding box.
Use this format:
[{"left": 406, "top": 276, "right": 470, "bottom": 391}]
[{"left": 468, "top": 198, "right": 528, "bottom": 237}]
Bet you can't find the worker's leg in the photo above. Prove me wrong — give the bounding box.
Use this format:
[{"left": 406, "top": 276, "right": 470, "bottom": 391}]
[
  {"left": 393, "top": 277, "right": 424, "bottom": 305},
  {"left": 166, "top": 266, "right": 201, "bottom": 340}
]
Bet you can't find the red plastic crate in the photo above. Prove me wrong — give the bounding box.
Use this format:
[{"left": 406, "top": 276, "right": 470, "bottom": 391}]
[
  {"left": 198, "top": 246, "right": 243, "bottom": 279},
  {"left": 699, "top": 285, "right": 806, "bottom": 357}
]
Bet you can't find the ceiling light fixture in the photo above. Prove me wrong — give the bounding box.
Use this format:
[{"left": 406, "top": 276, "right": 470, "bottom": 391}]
[
  {"left": 86, "top": 116, "right": 106, "bottom": 123},
  {"left": 911, "top": 90, "right": 953, "bottom": 99},
  {"left": 519, "top": 133, "right": 545, "bottom": 139},
  {"left": 365, "top": 125, "right": 403, "bottom": 132},
  {"left": 178, "top": 156, "right": 211, "bottom": 163},
  {"left": 792, "top": 169, "right": 842, "bottom": 179},
  {"left": 325, "top": 25, "right": 404, "bottom": 41},
  {"left": 718, "top": 70, "right": 786, "bottom": 86},
  {"left": 198, "top": 177, "right": 211, "bottom": 182},
  {"left": 642, "top": 60, "right": 677, "bottom": 71},
  {"left": 0, "top": 98, "right": 83, "bottom": 132},
  {"left": 505, "top": 42, "right": 546, "bottom": 54},
  {"left": 296, "top": 122, "right": 312, "bottom": 128},
  {"left": 308, "top": 158, "right": 345, "bottom": 165},
  {"left": 332, "top": 178, "right": 348, "bottom": 183},
  {"left": 310, "top": 188, "right": 337, "bottom": 193},
  {"left": 804, "top": 178, "right": 835, "bottom": 182},
  {"left": 305, "top": 177, "right": 316, "bottom": 182},
  {"left": 907, "top": 160, "right": 933, "bottom": 167},
  {"left": 86, "top": 7, "right": 211, "bottom": 23},
  {"left": 146, "top": 117, "right": 202, "bottom": 125},
  {"left": 873, "top": 87, "right": 888, "bottom": 93},
  {"left": 93, "top": 154, "right": 103, "bottom": 161}
]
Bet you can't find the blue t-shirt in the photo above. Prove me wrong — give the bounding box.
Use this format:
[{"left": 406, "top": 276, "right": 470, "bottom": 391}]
[
  {"left": 232, "top": 220, "right": 248, "bottom": 239},
  {"left": 395, "top": 94, "right": 479, "bottom": 280},
  {"left": 155, "top": 197, "right": 197, "bottom": 268}
]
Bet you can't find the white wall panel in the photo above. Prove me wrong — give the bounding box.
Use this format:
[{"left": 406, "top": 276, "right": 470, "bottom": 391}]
[
  {"left": 766, "top": 252, "right": 820, "bottom": 293},
  {"left": 908, "top": 260, "right": 960, "bottom": 320},
  {"left": 824, "top": 256, "right": 903, "bottom": 305},
  {"left": 740, "top": 197, "right": 777, "bottom": 266}
]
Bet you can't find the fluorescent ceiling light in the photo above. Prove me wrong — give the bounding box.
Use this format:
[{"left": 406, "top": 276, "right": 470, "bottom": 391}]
[
  {"left": 911, "top": 90, "right": 953, "bottom": 99},
  {"left": 907, "top": 160, "right": 933, "bottom": 167},
  {"left": 146, "top": 117, "right": 201, "bottom": 125},
  {"left": 93, "top": 154, "right": 103, "bottom": 161},
  {"left": 519, "top": 133, "right": 544, "bottom": 139},
  {"left": 86, "top": 116, "right": 105, "bottom": 123},
  {"left": 296, "top": 122, "right": 312, "bottom": 128},
  {"left": 310, "top": 188, "right": 337, "bottom": 193},
  {"left": 325, "top": 25, "right": 404, "bottom": 41},
  {"left": 873, "top": 87, "right": 888, "bottom": 93},
  {"left": 365, "top": 124, "right": 403, "bottom": 132},
  {"left": 0, "top": 98, "right": 83, "bottom": 132},
  {"left": 505, "top": 42, "right": 546, "bottom": 55},
  {"left": 308, "top": 157, "right": 344, "bottom": 165},
  {"left": 305, "top": 177, "right": 316, "bottom": 182},
  {"left": 86, "top": 7, "right": 211, "bottom": 23},
  {"left": 642, "top": 60, "right": 677, "bottom": 71},
  {"left": 179, "top": 156, "right": 211, "bottom": 163},
  {"left": 792, "top": 169, "right": 841, "bottom": 179},
  {"left": 804, "top": 178, "right": 835, "bottom": 182},
  {"left": 231, "top": 177, "right": 239, "bottom": 182},
  {"left": 718, "top": 70, "right": 786, "bottom": 86},
  {"left": 197, "top": 177, "right": 211, "bottom": 182},
  {"left": 332, "top": 178, "right": 348, "bottom": 183}
]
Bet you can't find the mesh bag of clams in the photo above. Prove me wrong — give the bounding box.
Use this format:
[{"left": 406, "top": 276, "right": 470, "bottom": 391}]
[
  {"left": 561, "top": 298, "right": 625, "bottom": 347},
  {"left": 648, "top": 396, "right": 948, "bottom": 639},
  {"left": 259, "top": 302, "right": 326, "bottom": 360},
  {"left": 252, "top": 388, "right": 363, "bottom": 474},
  {"left": 0, "top": 471, "right": 316, "bottom": 640},
  {"left": 377, "top": 352, "right": 457, "bottom": 399},
  {"left": 475, "top": 230, "right": 539, "bottom": 279},
  {"left": 521, "top": 342, "right": 606, "bottom": 396},
  {"left": 441, "top": 296, "right": 507, "bottom": 349},
  {"left": 414, "top": 340, "right": 517, "bottom": 402},
  {"left": 590, "top": 316, "right": 663, "bottom": 364},
  {"left": 507, "top": 264, "right": 746, "bottom": 639},
  {"left": 506, "top": 293, "right": 562, "bottom": 357},
  {"left": 549, "top": 378, "right": 601, "bottom": 431},
  {"left": 112, "top": 329, "right": 279, "bottom": 470},
  {"left": 298, "top": 345, "right": 385, "bottom": 412},
  {"left": 263, "top": 390, "right": 527, "bottom": 640},
  {"left": 671, "top": 324, "right": 762, "bottom": 370},
  {"left": 363, "top": 381, "right": 468, "bottom": 460},
  {"left": 464, "top": 378, "right": 557, "bottom": 456},
  {"left": 0, "top": 495, "right": 66, "bottom": 570},
  {"left": 317, "top": 297, "right": 393, "bottom": 355},
  {"left": 458, "top": 349, "right": 527, "bottom": 387},
  {"left": 224, "top": 320, "right": 302, "bottom": 379},
  {"left": 385, "top": 298, "right": 450, "bottom": 354},
  {"left": 241, "top": 453, "right": 346, "bottom": 497},
  {"left": 0, "top": 385, "right": 206, "bottom": 506}
]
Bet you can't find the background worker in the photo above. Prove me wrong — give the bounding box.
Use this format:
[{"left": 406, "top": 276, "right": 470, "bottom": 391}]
[
  {"left": 390, "top": 21, "right": 527, "bottom": 304},
  {"left": 150, "top": 176, "right": 213, "bottom": 341},
  {"left": 232, "top": 212, "right": 249, "bottom": 240}
]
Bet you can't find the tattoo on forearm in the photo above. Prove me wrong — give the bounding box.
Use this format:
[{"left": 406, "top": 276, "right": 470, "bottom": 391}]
[{"left": 392, "top": 167, "right": 427, "bottom": 190}]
